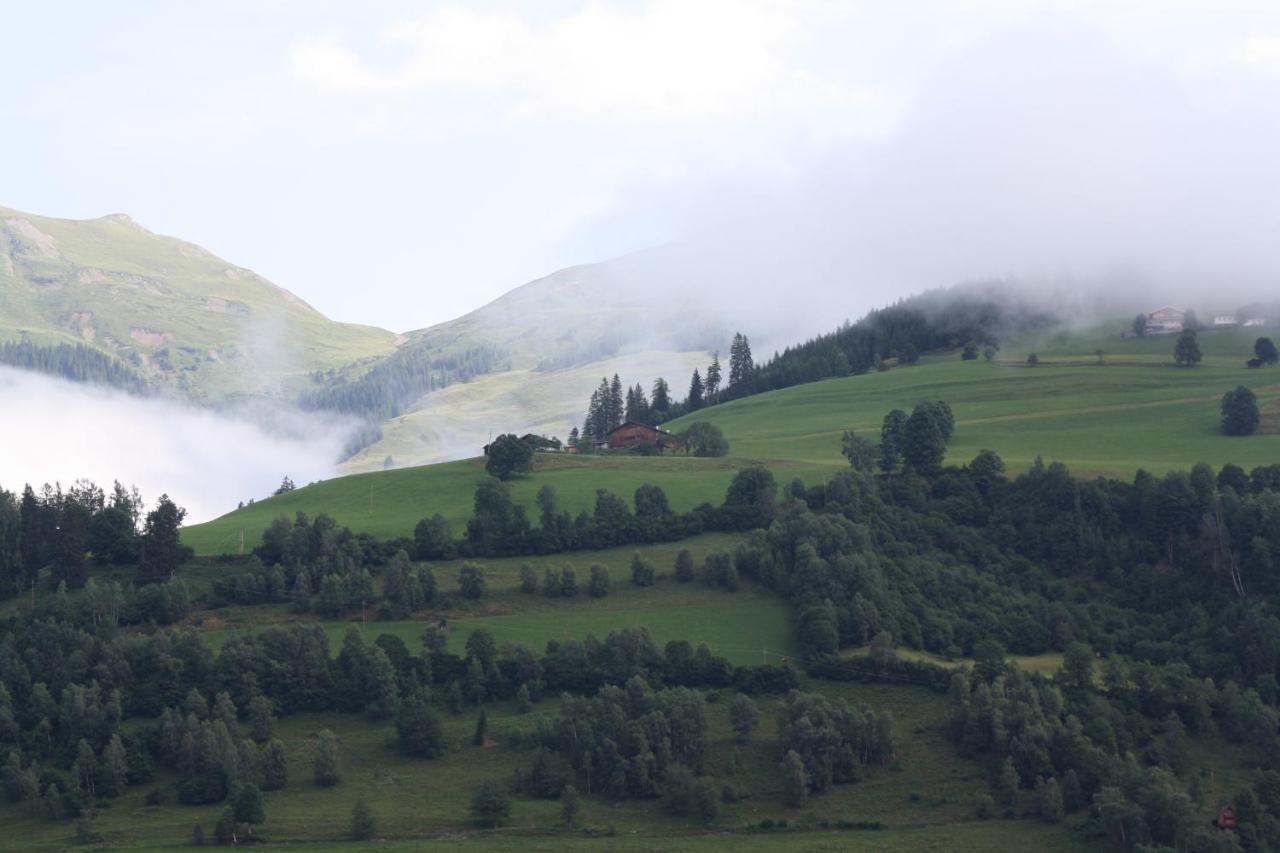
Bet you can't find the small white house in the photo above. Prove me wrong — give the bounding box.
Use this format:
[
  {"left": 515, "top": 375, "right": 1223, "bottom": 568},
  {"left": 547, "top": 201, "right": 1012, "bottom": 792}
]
[
  {"left": 1244, "top": 317, "right": 1267, "bottom": 327},
  {"left": 1214, "top": 315, "right": 1238, "bottom": 327}
]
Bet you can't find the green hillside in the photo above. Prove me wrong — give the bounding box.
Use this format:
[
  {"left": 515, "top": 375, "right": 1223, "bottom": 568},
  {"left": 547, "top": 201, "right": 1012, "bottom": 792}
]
[
  {"left": 183, "top": 453, "right": 837, "bottom": 556},
  {"left": 188, "top": 321, "right": 1280, "bottom": 555},
  {"left": 666, "top": 323, "right": 1280, "bottom": 477},
  {"left": 0, "top": 206, "right": 396, "bottom": 400}
]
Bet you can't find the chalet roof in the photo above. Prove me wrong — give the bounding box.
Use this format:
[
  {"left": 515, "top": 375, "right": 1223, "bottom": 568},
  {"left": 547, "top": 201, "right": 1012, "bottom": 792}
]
[{"left": 1147, "top": 305, "right": 1186, "bottom": 316}]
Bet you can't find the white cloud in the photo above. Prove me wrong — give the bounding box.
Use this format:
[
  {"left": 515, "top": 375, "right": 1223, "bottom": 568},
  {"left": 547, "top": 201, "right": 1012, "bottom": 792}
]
[
  {"left": 1236, "top": 33, "right": 1280, "bottom": 69},
  {"left": 289, "top": 1, "right": 875, "bottom": 128},
  {"left": 0, "top": 368, "right": 354, "bottom": 524}
]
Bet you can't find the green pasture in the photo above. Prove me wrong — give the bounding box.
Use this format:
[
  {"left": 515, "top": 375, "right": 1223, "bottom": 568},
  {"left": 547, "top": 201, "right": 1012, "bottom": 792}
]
[
  {"left": 667, "top": 325, "right": 1280, "bottom": 477},
  {"left": 182, "top": 454, "right": 835, "bottom": 556}
]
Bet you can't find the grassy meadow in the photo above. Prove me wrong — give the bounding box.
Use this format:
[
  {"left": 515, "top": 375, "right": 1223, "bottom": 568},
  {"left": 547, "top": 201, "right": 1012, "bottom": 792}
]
[
  {"left": 182, "top": 454, "right": 836, "bottom": 557},
  {"left": 667, "top": 324, "right": 1280, "bottom": 476},
  {"left": 187, "top": 321, "right": 1280, "bottom": 556}
]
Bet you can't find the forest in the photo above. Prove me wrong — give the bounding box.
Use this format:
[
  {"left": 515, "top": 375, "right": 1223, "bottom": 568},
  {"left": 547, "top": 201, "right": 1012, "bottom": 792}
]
[
  {"left": 0, "top": 341, "right": 148, "bottom": 395},
  {"left": 2, "top": 401, "right": 1279, "bottom": 849}
]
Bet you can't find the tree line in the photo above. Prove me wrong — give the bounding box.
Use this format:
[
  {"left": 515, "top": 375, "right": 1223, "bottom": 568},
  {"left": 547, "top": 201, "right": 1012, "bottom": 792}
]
[
  {"left": 0, "top": 480, "right": 189, "bottom": 596},
  {"left": 0, "top": 340, "right": 149, "bottom": 394},
  {"left": 298, "top": 343, "right": 507, "bottom": 460}
]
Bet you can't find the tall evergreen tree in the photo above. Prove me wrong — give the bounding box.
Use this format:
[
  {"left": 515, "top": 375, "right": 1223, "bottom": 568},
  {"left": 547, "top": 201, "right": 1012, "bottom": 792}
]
[
  {"left": 51, "top": 492, "right": 91, "bottom": 590},
  {"left": 651, "top": 378, "right": 671, "bottom": 415},
  {"left": 687, "top": 370, "right": 705, "bottom": 410},
  {"left": 729, "top": 333, "right": 754, "bottom": 385},
  {"left": 705, "top": 353, "right": 722, "bottom": 398},
  {"left": 625, "top": 384, "right": 650, "bottom": 424},
  {"left": 608, "top": 374, "right": 624, "bottom": 430},
  {"left": 0, "top": 490, "right": 24, "bottom": 598}
]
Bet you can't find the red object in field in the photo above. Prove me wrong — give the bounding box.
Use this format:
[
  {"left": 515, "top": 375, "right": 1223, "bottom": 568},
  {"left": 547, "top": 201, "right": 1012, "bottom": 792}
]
[{"left": 1216, "top": 806, "right": 1238, "bottom": 830}]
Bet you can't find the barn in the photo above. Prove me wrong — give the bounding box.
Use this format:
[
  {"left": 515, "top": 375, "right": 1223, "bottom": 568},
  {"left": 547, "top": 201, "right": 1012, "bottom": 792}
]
[{"left": 604, "top": 422, "right": 681, "bottom": 451}]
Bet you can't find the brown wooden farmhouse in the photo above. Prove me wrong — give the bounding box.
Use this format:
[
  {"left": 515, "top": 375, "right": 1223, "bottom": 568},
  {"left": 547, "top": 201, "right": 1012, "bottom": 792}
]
[{"left": 604, "top": 421, "right": 681, "bottom": 451}]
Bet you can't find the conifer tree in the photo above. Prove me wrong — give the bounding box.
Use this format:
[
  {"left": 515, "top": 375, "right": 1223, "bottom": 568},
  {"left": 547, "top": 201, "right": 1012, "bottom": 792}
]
[
  {"left": 608, "top": 374, "right": 624, "bottom": 430},
  {"left": 687, "top": 370, "right": 705, "bottom": 410},
  {"left": 729, "top": 333, "right": 754, "bottom": 385},
  {"left": 705, "top": 352, "right": 722, "bottom": 398},
  {"left": 651, "top": 377, "right": 671, "bottom": 414}
]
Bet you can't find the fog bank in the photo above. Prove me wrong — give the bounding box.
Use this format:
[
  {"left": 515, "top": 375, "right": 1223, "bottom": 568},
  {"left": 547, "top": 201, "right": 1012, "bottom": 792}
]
[{"left": 0, "top": 368, "right": 353, "bottom": 523}]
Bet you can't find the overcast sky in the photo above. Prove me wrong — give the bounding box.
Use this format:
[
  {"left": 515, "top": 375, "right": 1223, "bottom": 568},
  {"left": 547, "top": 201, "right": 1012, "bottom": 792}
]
[{"left": 4, "top": 1, "right": 1280, "bottom": 331}]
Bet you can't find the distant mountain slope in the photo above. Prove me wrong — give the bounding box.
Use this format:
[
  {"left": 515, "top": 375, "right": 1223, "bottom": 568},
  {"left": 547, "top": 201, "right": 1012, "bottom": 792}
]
[
  {"left": 401, "top": 258, "right": 726, "bottom": 371},
  {"left": 340, "top": 349, "right": 707, "bottom": 471},
  {"left": 0, "top": 206, "right": 397, "bottom": 400}
]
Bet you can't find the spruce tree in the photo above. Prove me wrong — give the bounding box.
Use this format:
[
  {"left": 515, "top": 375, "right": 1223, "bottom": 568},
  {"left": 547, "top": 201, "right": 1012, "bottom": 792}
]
[
  {"left": 651, "top": 377, "right": 671, "bottom": 414},
  {"left": 729, "top": 333, "right": 754, "bottom": 385},
  {"left": 705, "top": 353, "right": 722, "bottom": 398},
  {"left": 608, "top": 374, "right": 624, "bottom": 430},
  {"left": 687, "top": 370, "right": 705, "bottom": 410}
]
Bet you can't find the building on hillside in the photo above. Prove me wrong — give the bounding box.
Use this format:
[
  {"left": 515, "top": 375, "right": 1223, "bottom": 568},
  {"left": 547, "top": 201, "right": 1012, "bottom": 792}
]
[
  {"left": 1244, "top": 317, "right": 1267, "bottom": 327},
  {"left": 1145, "top": 306, "right": 1187, "bottom": 335},
  {"left": 604, "top": 421, "right": 681, "bottom": 452},
  {"left": 482, "top": 433, "right": 562, "bottom": 455},
  {"left": 1213, "top": 315, "right": 1238, "bottom": 327}
]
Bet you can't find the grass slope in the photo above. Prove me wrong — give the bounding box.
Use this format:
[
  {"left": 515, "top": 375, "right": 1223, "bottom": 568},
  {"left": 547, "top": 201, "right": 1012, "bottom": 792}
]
[
  {"left": 0, "top": 206, "right": 395, "bottom": 400},
  {"left": 667, "top": 324, "right": 1280, "bottom": 477},
  {"left": 183, "top": 454, "right": 836, "bottom": 556},
  {"left": 0, "top": 681, "right": 1102, "bottom": 851}
]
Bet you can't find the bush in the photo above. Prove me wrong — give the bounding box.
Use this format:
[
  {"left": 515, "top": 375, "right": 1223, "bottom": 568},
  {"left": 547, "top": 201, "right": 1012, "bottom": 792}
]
[
  {"left": 674, "top": 549, "right": 695, "bottom": 582},
  {"left": 519, "top": 564, "right": 538, "bottom": 593},
  {"left": 1222, "top": 386, "right": 1260, "bottom": 436},
  {"left": 588, "top": 564, "right": 609, "bottom": 598},
  {"left": 682, "top": 422, "right": 729, "bottom": 457},
  {"left": 470, "top": 780, "right": 511, "bottom": 827},
  {"left": 973, "top": 793, "right": 995, "bottom": 819},
  {"left": 351, "top": 799, "right": 376, "bottom": 840},
  {"left": 631, "top": 553, "right": 656, "bottom": 586},
  {"left": 313, "top": 729, "right": 342, "bottom": 787}
]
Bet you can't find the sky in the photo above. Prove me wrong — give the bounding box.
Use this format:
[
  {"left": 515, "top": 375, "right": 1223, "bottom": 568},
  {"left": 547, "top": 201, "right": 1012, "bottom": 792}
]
[{"left": 4, "top": 1, "right": 1280, "bottom": 332}]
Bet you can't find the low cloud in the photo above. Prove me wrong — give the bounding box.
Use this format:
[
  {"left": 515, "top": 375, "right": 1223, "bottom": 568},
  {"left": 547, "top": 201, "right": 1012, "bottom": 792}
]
[{"left": 0, "top": 368, "right": 354, "bottom": 524}]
